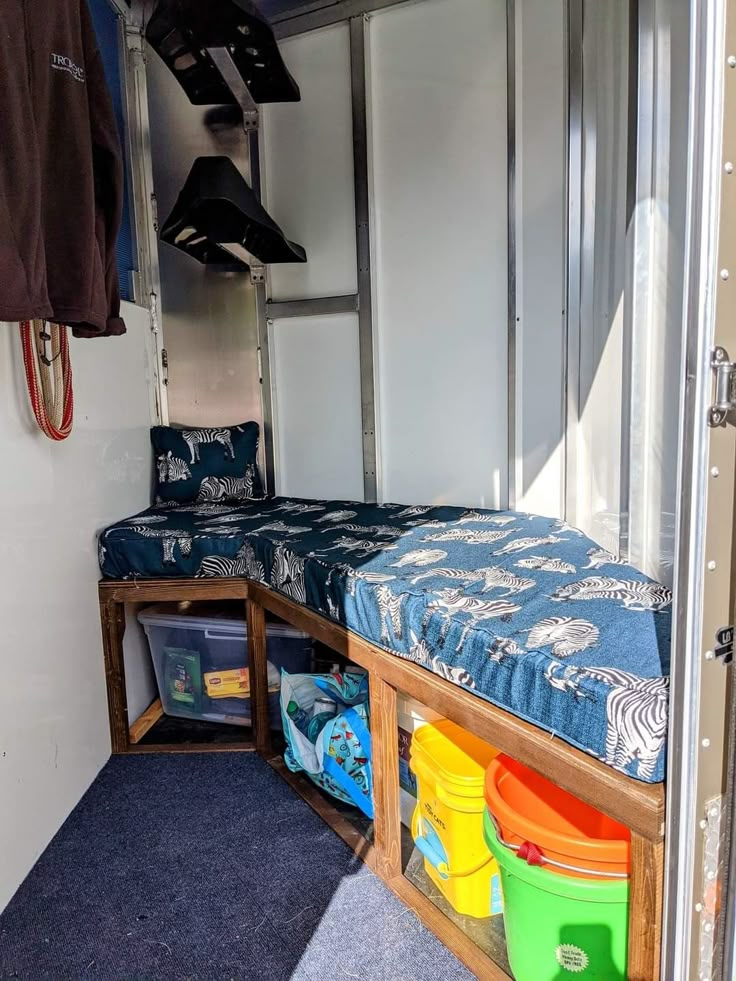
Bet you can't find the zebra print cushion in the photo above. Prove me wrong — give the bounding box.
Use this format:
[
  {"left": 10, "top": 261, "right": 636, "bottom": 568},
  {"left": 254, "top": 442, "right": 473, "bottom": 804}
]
[
  {"left": 100, "top": 497, "right": 672, "bottom": 783},
  {"left": 150, "top": 422, "right": 264, "bottom": 505}
]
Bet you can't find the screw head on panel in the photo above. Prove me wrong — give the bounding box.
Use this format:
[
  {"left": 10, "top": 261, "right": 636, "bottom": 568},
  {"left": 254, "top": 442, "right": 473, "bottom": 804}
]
[
  {"left": 711, "top": 466, "right": 720, "bottom": 477},
  {"left": 721, "top": 269, "right": 730, "bottom": 280},
  {"left": 707, "top": 560, "right": 717, "bottom": 571},
  {"left": 729, "top": 55, "right": 736, "bottom": 67},
  {"left": 702, "top": 738, "right": 711, "bottom": 748},
  {"left": 726, "top": 162, "right": 734, "bottom": 174},
  {"left": 705, "top": 650, "right": 714, "bottom": 660}
]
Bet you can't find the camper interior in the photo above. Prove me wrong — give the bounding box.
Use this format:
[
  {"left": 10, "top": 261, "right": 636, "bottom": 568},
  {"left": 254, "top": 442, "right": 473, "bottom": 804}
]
[{"left": 1, "top": 0, "right": 736, "bottom": 979}]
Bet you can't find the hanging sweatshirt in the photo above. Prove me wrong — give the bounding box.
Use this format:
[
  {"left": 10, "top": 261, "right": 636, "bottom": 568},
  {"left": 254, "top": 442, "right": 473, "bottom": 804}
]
[{"left": 0, "top": 0, "right": 126, "bottom": 337}]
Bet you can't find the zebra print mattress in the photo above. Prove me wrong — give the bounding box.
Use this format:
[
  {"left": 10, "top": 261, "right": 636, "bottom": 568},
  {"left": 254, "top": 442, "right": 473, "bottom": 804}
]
[{"left": 99, "top": 497, "right": 672, "bottom": 783}]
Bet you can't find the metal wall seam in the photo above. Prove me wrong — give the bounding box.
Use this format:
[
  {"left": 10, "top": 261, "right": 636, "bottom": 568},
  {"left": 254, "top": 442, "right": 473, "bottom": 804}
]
[
  {"left": 564, "top": 0, "right": 583, "bottom": 526},
  {"left": 123, "top": 25, "right": 169, "bottom": 425},
  {"left": 507, "top": 0, "right": 518, "bottom": 511},
  {"left": 350, "top": 15, "right": 378, "bottom": 504}
]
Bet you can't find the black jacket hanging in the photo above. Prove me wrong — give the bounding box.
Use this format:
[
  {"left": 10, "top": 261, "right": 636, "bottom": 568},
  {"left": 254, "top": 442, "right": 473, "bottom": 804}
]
[{"left": 0, "top": 0, "right": 126, "bottom": 337}]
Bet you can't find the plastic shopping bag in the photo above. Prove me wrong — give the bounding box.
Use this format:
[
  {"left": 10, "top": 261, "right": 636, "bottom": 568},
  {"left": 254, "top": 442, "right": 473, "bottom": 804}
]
[{"left": 280, "top": 670, "right": 374, "bottom": 818}]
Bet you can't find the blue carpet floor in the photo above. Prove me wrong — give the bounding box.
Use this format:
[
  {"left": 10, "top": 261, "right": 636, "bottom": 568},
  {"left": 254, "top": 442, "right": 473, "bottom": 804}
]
[{"left": 0, "top": 754, "right": 472, "bottom": 980}]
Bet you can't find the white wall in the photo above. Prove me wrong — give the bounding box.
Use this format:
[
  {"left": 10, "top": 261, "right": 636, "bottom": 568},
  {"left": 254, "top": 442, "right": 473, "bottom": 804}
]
[
  {"left": 569, "top": 0, "right": 630, "bottom": 555},
  {"left": 0, "top": 302, "right": 154, "bottom": 912},
  {"left": 514, "top": 0, "right": 567, "bottom": 519},
  {"left": 369, "top": 0, "right": 509, "bottom": 508},
  {"left": 627, "top": 0, "right": 690, "bottom": 587},
  {"left": 263, "top": 24, "right": 357, "bottom": 301},
  {"left": 271, "top": 314, "right": 365, "bottom": 501},
  {"left": 262, "top": 24, "right": 364, "bottom": 501},
  {"left": 262, "top": 0, "right": 510, "bottom": 509}
]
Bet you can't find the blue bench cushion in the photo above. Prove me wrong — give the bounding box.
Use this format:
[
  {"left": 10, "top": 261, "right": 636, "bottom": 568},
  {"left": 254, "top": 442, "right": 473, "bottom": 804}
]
[{"left": 100, "top": 497, "right": 671, "bottom": 783}]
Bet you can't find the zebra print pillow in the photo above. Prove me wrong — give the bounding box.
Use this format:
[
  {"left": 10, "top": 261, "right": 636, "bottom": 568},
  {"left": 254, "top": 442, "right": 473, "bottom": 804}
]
[{"left": 151, "top": 421, "right": 265, "bottom": 505}]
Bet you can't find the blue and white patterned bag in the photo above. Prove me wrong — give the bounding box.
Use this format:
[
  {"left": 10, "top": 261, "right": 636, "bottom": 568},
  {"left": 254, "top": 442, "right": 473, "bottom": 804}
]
[{"left": 280, "top": 671, "right": 374, "bottom": 818}]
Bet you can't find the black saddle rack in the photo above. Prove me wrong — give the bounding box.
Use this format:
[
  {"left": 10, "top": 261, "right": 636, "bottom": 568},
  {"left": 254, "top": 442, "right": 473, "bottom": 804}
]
[
  {"left": 160, "top": 156, "right": 307, "bottom": 269},
  {"left": 145, "top": 0, "right": 300, "bottom": 106}
]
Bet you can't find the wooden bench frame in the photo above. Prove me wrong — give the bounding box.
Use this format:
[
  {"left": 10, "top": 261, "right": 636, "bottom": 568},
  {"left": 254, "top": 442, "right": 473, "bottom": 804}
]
[{"left": 99, "top": 576, "right": 665, "bottom": 979}]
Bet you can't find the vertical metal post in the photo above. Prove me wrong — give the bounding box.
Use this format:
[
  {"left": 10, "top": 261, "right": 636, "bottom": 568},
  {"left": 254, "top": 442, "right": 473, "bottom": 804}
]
[
  {"left": 664, "top": 0, "right": 736, "bottom": 977},
  {"left": 208, "top": 47, "right": 276, "bottom": 493},
  {"left": 618, "top": 0, "right": 640, "bottom": 562},
  {"left": 123, "top": 26, "right": 169, "bottom": 425},
  {"left": 506, "top": 0, "right": 518, "bottom": 511},
  {"left": 619, "top": 0, "right": 655, "bottom": 564},
  {"left": 350, "top": 15, "right": 378, "bottom": 504},
  {"left": 248, "top": 127, "right": 277, "bottom": 495},
  {"left": 564, "top": 0, "right": 583, "bottom": 526}
]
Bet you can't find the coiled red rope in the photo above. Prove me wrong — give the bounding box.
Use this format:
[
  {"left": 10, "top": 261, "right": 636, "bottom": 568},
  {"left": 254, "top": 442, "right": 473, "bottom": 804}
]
[{"left": 20, "top": 320, "right": 74, "bottom": 440}]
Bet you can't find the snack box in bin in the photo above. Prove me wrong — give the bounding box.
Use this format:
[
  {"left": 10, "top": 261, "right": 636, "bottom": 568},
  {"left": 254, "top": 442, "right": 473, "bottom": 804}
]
[{"left": 138, "top": 604, "right": 313, "bottom": 727}]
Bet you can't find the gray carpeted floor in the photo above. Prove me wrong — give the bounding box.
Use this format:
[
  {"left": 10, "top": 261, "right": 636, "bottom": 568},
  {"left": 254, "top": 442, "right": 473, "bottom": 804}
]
[{"left": 0, "top": 754, "right": 472, "bottom": 980}]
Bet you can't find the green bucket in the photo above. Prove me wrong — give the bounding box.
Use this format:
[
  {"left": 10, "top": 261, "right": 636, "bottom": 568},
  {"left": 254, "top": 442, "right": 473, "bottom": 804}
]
[{"left": 483, "top": 809, "right": 629, "bottom": 980}]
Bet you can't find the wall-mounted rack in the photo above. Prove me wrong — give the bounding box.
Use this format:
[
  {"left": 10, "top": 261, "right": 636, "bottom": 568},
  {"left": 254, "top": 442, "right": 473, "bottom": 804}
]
[
  {"left": 145, "top": 0, "right": 301, "bottom": 105},
  {"left": 160, "top": 156, "right": 307, "bottom": 268}
]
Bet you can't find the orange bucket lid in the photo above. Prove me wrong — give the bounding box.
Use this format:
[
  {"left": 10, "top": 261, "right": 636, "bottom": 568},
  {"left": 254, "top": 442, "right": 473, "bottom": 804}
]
[{"left": 485, "top": 755, "right": 630, "bottom": 877}]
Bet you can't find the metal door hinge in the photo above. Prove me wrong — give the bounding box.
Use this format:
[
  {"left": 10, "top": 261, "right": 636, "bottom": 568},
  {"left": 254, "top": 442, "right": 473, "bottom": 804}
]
[
  {"left": 697, "top": 795, "right": 725, "bottom": 981},
  {"left": 151, "top": 193, "right": 159, "bottom": 233},
  {"left": 161, "top": 348, "right": 169, "bottom": 386},
  {"left": 708, "top": 347, "right": 736, "bottom": 426},
  {"left": 149, "top": 292, "right": 160, "bottom": 334}
]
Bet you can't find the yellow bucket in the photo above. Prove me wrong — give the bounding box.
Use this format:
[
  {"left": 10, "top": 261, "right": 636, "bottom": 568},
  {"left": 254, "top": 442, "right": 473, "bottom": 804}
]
[{"left": 410, "top": 719, "right": 501, "bottom": 918}]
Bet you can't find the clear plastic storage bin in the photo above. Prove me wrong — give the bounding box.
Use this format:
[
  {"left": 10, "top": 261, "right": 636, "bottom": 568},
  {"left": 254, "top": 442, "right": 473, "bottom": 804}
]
[{"left": 138, "top": 604, "right": 313, "bottom": 728}]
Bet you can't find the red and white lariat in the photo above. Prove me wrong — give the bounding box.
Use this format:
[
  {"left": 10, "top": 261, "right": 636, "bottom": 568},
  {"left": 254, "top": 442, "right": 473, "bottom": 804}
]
[{"left": 20, "top": 320, "right": 74, "bottom": 441}]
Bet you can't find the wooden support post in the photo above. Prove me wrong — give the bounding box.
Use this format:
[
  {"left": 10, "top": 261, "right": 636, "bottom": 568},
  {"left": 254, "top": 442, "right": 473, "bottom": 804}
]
[
  {"left": 129, "top": 698, "right": 164, "bottom": 745},
  {"left": 369, "top": 672, "right": 402, "bottom": 881},
  {"left": 246, "top": 598, "right": 271, "bottom": 755},
  {"left": 99, "top": 598, "right": 129, "bottom": 754},
  {"left": 627, "top": 833, "right": 664, "bottom": 981}
]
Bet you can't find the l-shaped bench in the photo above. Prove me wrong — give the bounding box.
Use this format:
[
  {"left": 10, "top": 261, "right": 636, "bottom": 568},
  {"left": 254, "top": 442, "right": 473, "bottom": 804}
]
[{"left": 99, "top": 580, "right": 665, "bottom": 980}]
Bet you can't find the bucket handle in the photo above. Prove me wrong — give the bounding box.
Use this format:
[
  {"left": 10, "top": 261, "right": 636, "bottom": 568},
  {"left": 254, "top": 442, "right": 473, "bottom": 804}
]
[
  {"left": 487, "top": 811, "right": 629, "bottom": 880},
  {"left": 412, "top": 810, "right": 491, "bottom": 880}
]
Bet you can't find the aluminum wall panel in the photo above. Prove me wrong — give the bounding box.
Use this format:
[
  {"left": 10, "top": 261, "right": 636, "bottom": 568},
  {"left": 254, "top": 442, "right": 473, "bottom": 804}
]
[
  {"left": 626, "top": 0, "right": 690, "bottom": 587},
  {"left": 270, "top": 313, "right": 365, "bottom": 500},
  {"left": 145, "top": 50, "right": 262, "bottom": 430},
  {"left": 369, "top": 0, "right": 508, "bottom": 509},
  {"left": 569, "top": 0, "right": 630, "bottom": 555},
  {"left": 515, "top": 0, "right": 566, "bottom": 519},
  {"left": 262, "top": 24, "right": 358, "bottom": 301}
]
